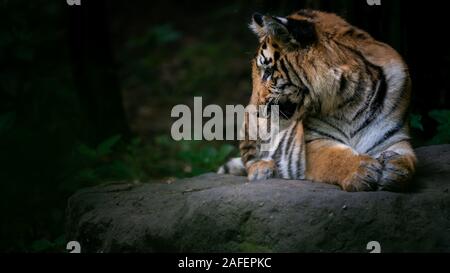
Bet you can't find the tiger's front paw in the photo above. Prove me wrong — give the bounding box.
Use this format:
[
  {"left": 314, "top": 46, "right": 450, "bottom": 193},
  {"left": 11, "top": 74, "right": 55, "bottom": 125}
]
[
  {"left": 247, "top": 160, "right": 276, "bottom": 181},
  {"left": 341, "top": 156, "right": 382, "bottom": 192},
  {"left": 377, "top": 151, "right": 413, "bottom": 192}
]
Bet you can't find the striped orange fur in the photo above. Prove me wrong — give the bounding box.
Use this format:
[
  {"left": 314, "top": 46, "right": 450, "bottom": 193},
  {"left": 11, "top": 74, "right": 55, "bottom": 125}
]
[{"left": 218, "top": 10, "right": 416, "bottom": 192}]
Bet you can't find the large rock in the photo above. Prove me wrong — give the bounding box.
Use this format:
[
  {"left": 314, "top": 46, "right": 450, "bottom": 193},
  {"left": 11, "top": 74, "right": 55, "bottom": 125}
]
[{"left": 66, "top": 145, "right": 450, "bottom": 253}]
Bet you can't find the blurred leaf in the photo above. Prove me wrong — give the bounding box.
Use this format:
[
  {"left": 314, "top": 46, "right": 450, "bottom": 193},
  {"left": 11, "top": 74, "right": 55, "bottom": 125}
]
[
  {"left": 97, "top": 135, "right": 121, "bottom": 157},
  {"left": 429, "top": 109, "right": 450, "bottom": 124},
  {"left": 53, "top": 235, "right": 66, "bottom": 250},
  {"left": 31, "top": 239, "right": 53, "bottom": 252},
  {"left": 95, "top": 160, "right": 132, "bottom": 181},
  {"left": 151, "top": 24, "right": 181, "bottom": 45},
  {"left": 155, "top": 135, "right": 172, "bottom": 146},
  {"left": 30, "top": 235, "right": 65, "bottom": 253},
  {"left": 428, "top": 110, "right": 450, "bottom": 145},
  {"left": 76, "top": 144, "right": 97, "bottom": 161},
  {"left": 218, "top": 144, "right": 235, "bottom": 160},
  {"left": 410, "top": 113, "right": 424, "bottom": 131}
]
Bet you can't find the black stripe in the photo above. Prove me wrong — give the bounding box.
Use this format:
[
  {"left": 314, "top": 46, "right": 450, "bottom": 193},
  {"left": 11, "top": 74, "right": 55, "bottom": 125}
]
[
  {"left": 304, "top": 125, "right": 346, "bottom": 144},
  {"left": 337, "top": 94, "right": 358, "bottom": 110},
  {"left": 351, "top": 72, "right": 387, "bottom": 137},
  {"left": 273, "top": 131, "right": 286, "bottom": 164},
  {"left": 223, "top": 164, "right": 230, "bottom": 173},
  {"left": 259, "top": 150, "right": 270, "bottom": 159},
  {"left": 274, "top": 51, "right": 280, "bottom": 62},
  {"left": 284, "top": 59, "right": 314, "bottom": 110},
  {"left": 297, "top": 92, "right": 306, "bottom": 106},
  {"left": 297, "top": 133, "right": 305, "bottom": 178},
  {"left": 334, "top": 41, "right": 390, "bottom": 123},
  {"left": 369, "top": 69, "right": 387, "bottom": 112},
  {"left": 279, "top": 59, "right": 309, "bottom": 102},
  {"left": 337, "top": 76, "right": 364, "bottom": 109},
  {"left": 351, "top": 91, "right": 371, "bottom": 121},
  {"left": 366, "top": 121, "right": 405, "bottom": 153},
  {"left": 242, "top": 154, "right": 255, "bottom": 163},
  {"left": 260, "top": 50, "right": 266, "bottom": 58},
  {"left": 286, "top": 123, "right": 298, "bottom": 178},
  {"left": 339, "top": 76, "right": 348, "bottom": 93},
  {"left": 384, "top": 77, "right": 408, "bottom": 119},
  {"left": 351, "top": 78, "right": 373, "bottom": 120},
  {"left": 284, "top": 124, "right": 297, "bottom": 156},
  {"left": 316, "top": 117, "right": 349, "bottom": 140},
  {"left": 279, "top": 127, "right": 293, "bottom": 177},
  {"left": 240, "top": 143, "right": 255, "bottom": 150},
  {"left": 315, "top": 96, "right": 322, "bottom": 114},
  {"left": 279, "top": 58, "right": 292, "bottom": 83},
  {"left": 284, "top": 58, "right": 303, "bottom": 85},
  {"left": 351, "top": 64, "right": 382, "bottom": 121},
  {"left": 335, "top": 41, "right": 380, "bottom": 71}
]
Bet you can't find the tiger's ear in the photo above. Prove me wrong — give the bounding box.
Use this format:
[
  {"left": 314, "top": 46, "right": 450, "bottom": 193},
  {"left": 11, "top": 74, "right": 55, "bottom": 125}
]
[
  {"left": 284, "top": 18, "right": 317, "bottom": 47},
  {"left": 249, "top": 13, "right": 266, "bottom": 39},
  {"left": 250, "top": 13, "right": 317, "bottom": 48}
]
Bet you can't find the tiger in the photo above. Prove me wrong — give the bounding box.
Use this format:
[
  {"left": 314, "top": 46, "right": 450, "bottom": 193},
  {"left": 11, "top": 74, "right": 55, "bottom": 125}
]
[{"left": 218, "top": 10, "right": 416, "bottom": 192}]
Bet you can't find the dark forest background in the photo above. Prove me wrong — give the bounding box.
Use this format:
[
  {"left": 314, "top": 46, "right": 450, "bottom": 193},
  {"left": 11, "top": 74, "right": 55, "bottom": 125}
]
[{"left": 1, "top": 0, "right": 449, "bottom": 252}]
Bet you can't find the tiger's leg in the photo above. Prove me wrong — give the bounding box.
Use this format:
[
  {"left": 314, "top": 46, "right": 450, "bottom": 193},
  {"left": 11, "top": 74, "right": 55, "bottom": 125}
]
[
  {"left": 240, "top": 121, "right": 278, "bottom": 181},
  {"left": 376, "top": 141, "right": 416, "bottom": 192},
  {"left": 217, "top": 136, "right": 276, "bottom": 179},
  {"left": 217, "top": 157, "right": 247, "bottom": 176},
  {"left": 246, "top": 159, "right": 277, "bottom": 181},
  {"left": 239, "top": 116, "right": 277, "bottom": 181},
  {"left": 305, "top": 140, "right": 382, "bottom": 192}
]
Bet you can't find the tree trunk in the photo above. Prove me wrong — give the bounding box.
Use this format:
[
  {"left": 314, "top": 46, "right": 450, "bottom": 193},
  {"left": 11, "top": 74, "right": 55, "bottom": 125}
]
[{"left": 68, "top": 0, "right": 130, "bottom": 145}]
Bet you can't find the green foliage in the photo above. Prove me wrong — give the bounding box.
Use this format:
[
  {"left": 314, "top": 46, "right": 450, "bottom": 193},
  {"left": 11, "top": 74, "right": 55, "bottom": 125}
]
[
  {"left": 177, "top": 139, "right": 236, "bottom": 176},
  {"left": 410, "top": 113, "right": 424, "bottom": 131},
  {"left": 97, "top": 135, "right": 122, "bottom": 157},
  {"left": 410, "top": 110, "right": 450, "bottom": 146},
  {"left": 30, "top": 235, "right": 65, "bottom": 253},
  {"left": 428, "top": 110, "right": 450, "bottom": 145},
  {"left": 126, "top": 135, "right": 237, "bottom": 179},
  {"left": 60, "top": 134, "right": 237, "bottom": 193},
  {"left": 60, "top": 135, "right": 131, "bottom": 192}
]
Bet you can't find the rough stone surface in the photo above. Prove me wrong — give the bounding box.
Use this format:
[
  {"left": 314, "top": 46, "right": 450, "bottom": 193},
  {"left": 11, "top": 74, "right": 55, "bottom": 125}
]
[{"left": 66, "top": 145, "right": 450, "bottom": 253}]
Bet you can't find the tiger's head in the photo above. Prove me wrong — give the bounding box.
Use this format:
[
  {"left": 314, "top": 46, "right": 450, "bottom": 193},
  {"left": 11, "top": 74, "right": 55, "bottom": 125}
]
[{"left": 250, "top": 10, "right": 378, "bottom": 120}]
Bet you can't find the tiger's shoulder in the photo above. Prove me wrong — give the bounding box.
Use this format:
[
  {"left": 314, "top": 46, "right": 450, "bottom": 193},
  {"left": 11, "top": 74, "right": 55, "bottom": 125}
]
[{"left": 291, "top": 10, "right": 408, "bottom": 72}]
